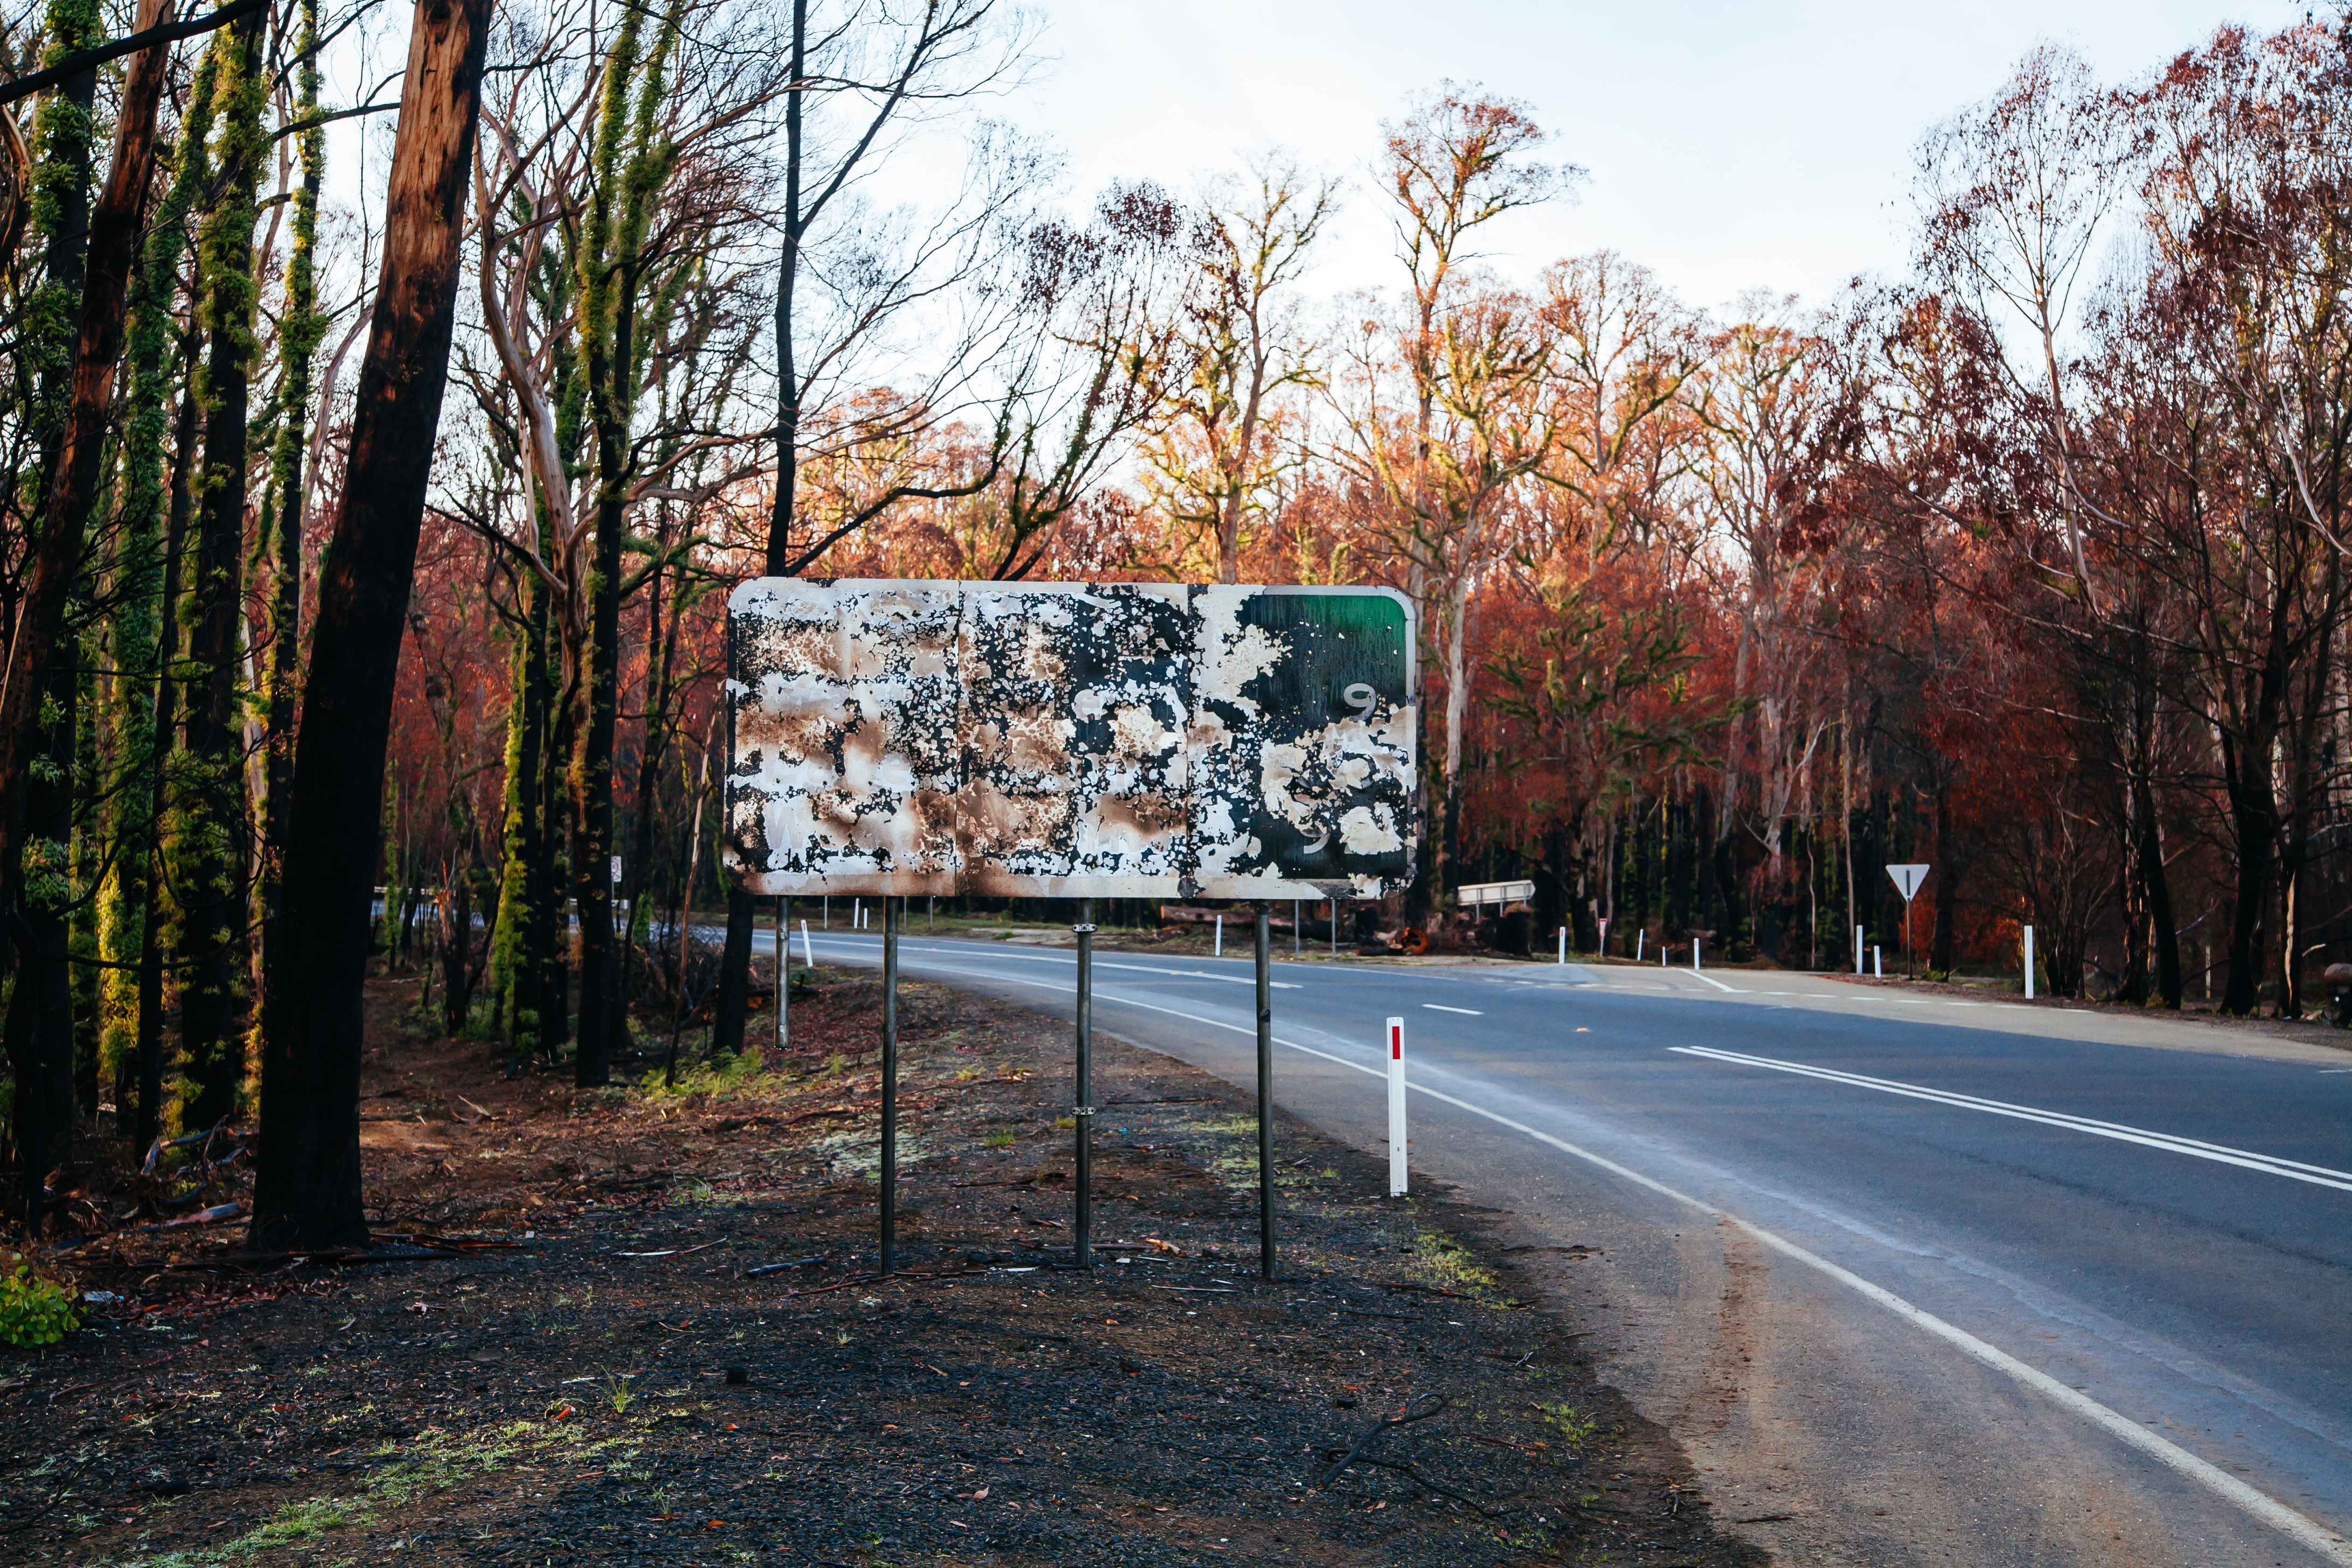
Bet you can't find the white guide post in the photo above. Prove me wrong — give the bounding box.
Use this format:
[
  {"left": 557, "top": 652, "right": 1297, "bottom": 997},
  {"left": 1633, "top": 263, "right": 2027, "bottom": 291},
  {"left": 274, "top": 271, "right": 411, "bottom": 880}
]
[
  {"left": 1598, "top": 918, "right": 1609, "bottom": 957},
  {"left": 1854, "top": 923, "right": 1864, "bottom": 976},
  {"left": 1386, "top": 1016, "right": 1408, "bottom": 1197},
  {"left": 1215, "top": 915, "right": 1223, "bottom": 958},
  {"left": 2024, "top": 925, "right": 2036, "bottom": 1000},
  {"left": 1693, "top": 936, "right": 1702, "bottom": 972},
  {"left": 800, "top": 919, "right": 814, "bottom": 966},
  {"left": 1636, "top": 929, "right": 1645, "bottom": 963},
  {"left": 1557, "top": 927, "right": 1566, "bottom": 965},
  {"left": 1874, "top": 945, "right": 1883, "bottom": 978}
]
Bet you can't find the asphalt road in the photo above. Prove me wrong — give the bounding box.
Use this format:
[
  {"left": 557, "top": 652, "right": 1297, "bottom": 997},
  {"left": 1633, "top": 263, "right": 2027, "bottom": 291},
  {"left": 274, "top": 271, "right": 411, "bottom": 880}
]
[{"left": 757, "top": 924, "right": 2352, "bottom": 1567}]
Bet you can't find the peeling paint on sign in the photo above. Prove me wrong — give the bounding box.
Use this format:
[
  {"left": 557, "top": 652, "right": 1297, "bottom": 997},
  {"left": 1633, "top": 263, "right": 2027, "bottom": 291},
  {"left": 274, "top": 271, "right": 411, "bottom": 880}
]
[{"left": 724, "top": 580, "right": 1418, "bottom": 899}]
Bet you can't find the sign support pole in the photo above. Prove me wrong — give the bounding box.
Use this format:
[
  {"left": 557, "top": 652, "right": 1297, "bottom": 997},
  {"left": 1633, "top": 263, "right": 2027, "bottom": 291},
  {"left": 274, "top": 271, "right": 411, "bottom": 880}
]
[
  {"left": 880, "top": 897, "right": 900, "bottom": 1276},
  {"left": 1074, "top": 898, "right": 1095, "bottom": 1269},
  {"left": 1255, "top": 903, "right": 1276, "bottom": 1279},
  {"left": 776, "top": 896, "right": 788, "bottom": 1052}
]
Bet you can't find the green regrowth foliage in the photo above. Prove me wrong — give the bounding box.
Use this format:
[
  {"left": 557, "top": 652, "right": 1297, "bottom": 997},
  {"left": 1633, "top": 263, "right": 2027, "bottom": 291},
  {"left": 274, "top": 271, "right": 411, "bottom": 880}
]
[
  {"left": 98, "top": 68, "right": 219, "bottom": 1091},
  {"left": 21, "top": 0, "right": 102, "bottom": 437}
]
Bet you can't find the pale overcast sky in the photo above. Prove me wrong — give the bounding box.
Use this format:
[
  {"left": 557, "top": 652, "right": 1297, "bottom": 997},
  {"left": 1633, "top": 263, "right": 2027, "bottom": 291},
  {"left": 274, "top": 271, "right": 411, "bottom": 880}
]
[{"left": 1005, "top": 0, "right": 2317, "bottom": 314}]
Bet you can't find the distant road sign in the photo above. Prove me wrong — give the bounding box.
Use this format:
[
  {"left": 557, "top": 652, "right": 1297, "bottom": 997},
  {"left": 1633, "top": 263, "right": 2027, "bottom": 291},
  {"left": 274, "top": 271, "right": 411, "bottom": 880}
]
[
  {"left": 1886, "top": 863, "right": 1930, "bottom": 900},
  {"left": 1456, "top": 879, "right": 1535, "bottom": 908},
  {"left": 724, "top": 580, "right": 1418, "bottom": 899}
]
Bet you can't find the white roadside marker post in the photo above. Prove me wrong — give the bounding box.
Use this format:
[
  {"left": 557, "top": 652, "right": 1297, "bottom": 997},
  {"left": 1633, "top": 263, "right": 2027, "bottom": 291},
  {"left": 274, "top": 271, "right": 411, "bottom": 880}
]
[
  {"left": 1636, "top": 928, "right": 1645, "bottom": 963},
  {"left": 2024, "top": 925, "right": 2035, "bottom": 1000},
  {"left": 1387, "top": 1016, "right": 1408, "bottom": 1197},
  {"left": 1558, "top": 926, "right": 1566, "bottom": 965},
  {"left": 1598, "top": 917, "right": 1608, "bottom": 958},
  {"left": 800, "top": 919, "right": 813, "bottom": 967},
  {"left": 1693, "top": 937, "right": 1701, "bottom": 972},
  {"left": 1874, "top": 945, "right": 1883, "bottom": 978},
  {"left": 1215, "top": 914, "right": 1223, "bottom": 958},
  {"left": 1854, "top": 923, "right": 1864, "bottom": 976}
]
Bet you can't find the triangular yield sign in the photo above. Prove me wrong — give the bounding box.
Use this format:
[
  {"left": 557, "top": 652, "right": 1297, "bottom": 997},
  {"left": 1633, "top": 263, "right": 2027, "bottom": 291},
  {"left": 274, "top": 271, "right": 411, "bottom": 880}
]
[{"left": 1886, "top": 863, "right": 1930, "bottom": 900}]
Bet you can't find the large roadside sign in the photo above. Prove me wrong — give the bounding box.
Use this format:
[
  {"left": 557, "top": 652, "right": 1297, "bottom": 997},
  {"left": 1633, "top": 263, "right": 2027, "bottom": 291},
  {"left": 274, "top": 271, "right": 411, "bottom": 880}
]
[{"left": 724, "top": 580, "right": 1418, "bottom": 899}]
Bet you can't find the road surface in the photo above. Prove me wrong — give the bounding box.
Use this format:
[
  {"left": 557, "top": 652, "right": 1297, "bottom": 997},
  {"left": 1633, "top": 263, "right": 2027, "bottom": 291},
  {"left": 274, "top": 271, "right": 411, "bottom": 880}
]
[{"left": 756, "top": 924, "right": 2352, "bottom": 1567}]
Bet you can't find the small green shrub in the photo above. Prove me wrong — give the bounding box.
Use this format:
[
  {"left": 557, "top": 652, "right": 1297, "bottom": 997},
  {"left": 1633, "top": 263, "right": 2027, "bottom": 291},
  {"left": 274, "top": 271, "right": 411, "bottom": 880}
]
[{"left": 0, "top": 1257, "right": 79, "bottom": 1348}]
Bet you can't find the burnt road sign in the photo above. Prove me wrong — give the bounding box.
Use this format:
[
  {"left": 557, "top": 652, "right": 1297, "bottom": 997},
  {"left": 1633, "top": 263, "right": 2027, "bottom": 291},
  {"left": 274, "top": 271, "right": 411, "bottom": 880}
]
[{"left": 724, "top": 580, "right": 1418, "bottom": 900}]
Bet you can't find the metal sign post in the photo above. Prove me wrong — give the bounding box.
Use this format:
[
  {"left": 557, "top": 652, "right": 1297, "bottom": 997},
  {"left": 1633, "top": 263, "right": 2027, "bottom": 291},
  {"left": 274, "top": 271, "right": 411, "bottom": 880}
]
[
  {"left": 1256, "top": 903, "right": 1275, "bottom": 1279},
  {"left": 880, "top": 896, "right": 900, "bottom": 1275},
  {"left": 1074, "top": 899, "right": 1095, "bottom": 1269},
  {"left": 776, "top": 895, "right": 788, "bottom": 1051},
  {"left": 1886, "top": 864, "right": 1930, "bottom": 979}
]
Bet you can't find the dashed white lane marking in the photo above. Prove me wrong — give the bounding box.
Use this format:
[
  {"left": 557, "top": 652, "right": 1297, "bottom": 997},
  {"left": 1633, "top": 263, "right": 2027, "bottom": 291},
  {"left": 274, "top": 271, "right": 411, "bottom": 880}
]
[
  {"left": 871, "top": 953, "right": 2350, "bottom": 1565},
  {"left": 1671, "top": 1045, "right": 2352, "bottom": 1194},
  {"left": 1422, "top": 1004, "right": 1483, "bottom": 1016}
]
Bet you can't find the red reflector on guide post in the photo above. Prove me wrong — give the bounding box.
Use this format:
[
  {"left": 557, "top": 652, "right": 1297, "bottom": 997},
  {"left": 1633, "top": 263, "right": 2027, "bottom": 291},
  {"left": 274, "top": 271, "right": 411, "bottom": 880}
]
[{"left": 1390, "top": 1025, "right": 1402, "bottom": 1059}]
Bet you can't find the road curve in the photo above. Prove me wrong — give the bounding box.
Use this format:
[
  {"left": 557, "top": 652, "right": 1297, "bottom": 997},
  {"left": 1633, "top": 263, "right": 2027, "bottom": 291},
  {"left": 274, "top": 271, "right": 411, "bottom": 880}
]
[{"left": 765, "top": 927, "right": 2352, "bottom": 1568}]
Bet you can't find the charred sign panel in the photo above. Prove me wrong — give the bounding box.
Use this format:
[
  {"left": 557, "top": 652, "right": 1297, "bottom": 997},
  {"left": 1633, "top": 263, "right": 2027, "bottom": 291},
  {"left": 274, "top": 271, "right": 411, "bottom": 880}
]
[{"left": 725, "top": 580, "right": 1417, "bottom": 899}]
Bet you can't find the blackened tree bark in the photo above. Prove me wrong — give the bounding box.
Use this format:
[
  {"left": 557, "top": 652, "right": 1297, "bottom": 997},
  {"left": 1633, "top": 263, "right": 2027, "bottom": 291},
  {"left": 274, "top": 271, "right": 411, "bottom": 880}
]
[
  {"left": 1929, "top": 781, "right": 1961, "bottom": 976},
  {"left": 254, "top": 0, "right": 326, "bottom": 1065},
  {"left": 132, "top": 381, "right": 195, "bottom": 1154},
  {"left": 2218, "top": 627, "right": 2290, "bottom": 1016},
  {"left": 175, "top": 0, "right": 268, "bottom": 1130},
  {"left": 0, "top": 0, "right": 174, "bottom": 1222},
  {"left": 250, "top": 0, "right": 492, "bottom": 1251},
  {"left": 10, "top": 0, "right": 100, "bottom": 1226},
  {"left": 2132, "top": 771, "right": 2181, "bottom": 1009}
]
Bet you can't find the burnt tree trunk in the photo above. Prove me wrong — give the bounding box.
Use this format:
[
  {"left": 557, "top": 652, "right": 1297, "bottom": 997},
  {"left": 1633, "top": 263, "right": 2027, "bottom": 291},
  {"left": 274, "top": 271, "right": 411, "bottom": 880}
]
[
  {"left": 0, "top": 0, "right": 173, "bottom": 1218},
  {"left": 250, "top": 0, "right": 491, "bottom": 1251},
  {"left": 1930, "top": 780, "right": 1959, "bottom": 977},
  {"left": 132, "top": 389, "right": 193, "bottom": 1156}
]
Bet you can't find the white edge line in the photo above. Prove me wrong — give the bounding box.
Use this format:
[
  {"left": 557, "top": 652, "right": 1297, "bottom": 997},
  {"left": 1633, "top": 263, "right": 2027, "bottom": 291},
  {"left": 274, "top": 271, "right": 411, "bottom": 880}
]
[
  {"left": 885, "top": 953, "right": 2351, "bottom": 1564},
  {"left": 1689, "top": 968, "right": 1742, "bottom": 993},
  {"left": 1672, "top": 1046, "right": 2352, "bottom": 1191}
]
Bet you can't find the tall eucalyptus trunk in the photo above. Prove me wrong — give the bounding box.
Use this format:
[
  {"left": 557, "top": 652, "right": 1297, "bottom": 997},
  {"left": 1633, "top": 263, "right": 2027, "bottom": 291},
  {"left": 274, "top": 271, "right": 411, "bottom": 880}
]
[
  {"left": 490, "top": 576, "right": 550, "bottom": 1058},
  {"left": 6, "top": 0, "right": 101, "bottom": 1223},
  {"left": 253, "top": 0, "right": 325, "bottom": 1065},
  {"left": 250, "top": 0, "right": 493, "bottom": 1251},
  {"left": 171, "top": 7, "right": 267, "bottom": 1129},
  {"left": 101, "top": 37, "right": 213, "bottom": 1149},
  {"left": 569, "top": 0, "right": 681, "bottom": 1085}
]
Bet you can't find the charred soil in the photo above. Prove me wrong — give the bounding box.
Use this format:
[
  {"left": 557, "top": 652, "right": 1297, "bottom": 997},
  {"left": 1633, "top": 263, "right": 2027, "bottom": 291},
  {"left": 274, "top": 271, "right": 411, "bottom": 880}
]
[{"left": 1, "top": 969, "right": 1765, "bottom": 1566}]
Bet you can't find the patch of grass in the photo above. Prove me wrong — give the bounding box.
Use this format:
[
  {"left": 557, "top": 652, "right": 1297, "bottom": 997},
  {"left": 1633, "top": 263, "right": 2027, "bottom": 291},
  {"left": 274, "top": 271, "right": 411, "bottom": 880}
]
[
  {"left": 1410, "top": 1227, "right": 1516, "bottom": 1309},
  {"left": 985, "top": 1128, "right": 1017, "bottom": 1149},
  {"left": 240, "top": 1495, "right": 368, "bottom": 1551},
  {"left": 1539, "top": 1399, "right": 1599, "bottom": 1454},
  {"left": 604, "top": 1371, "right": 635, "bottom": 1416},
  {"left": 646, "top": 1046, "right": 767, "bottom": 1102}
]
